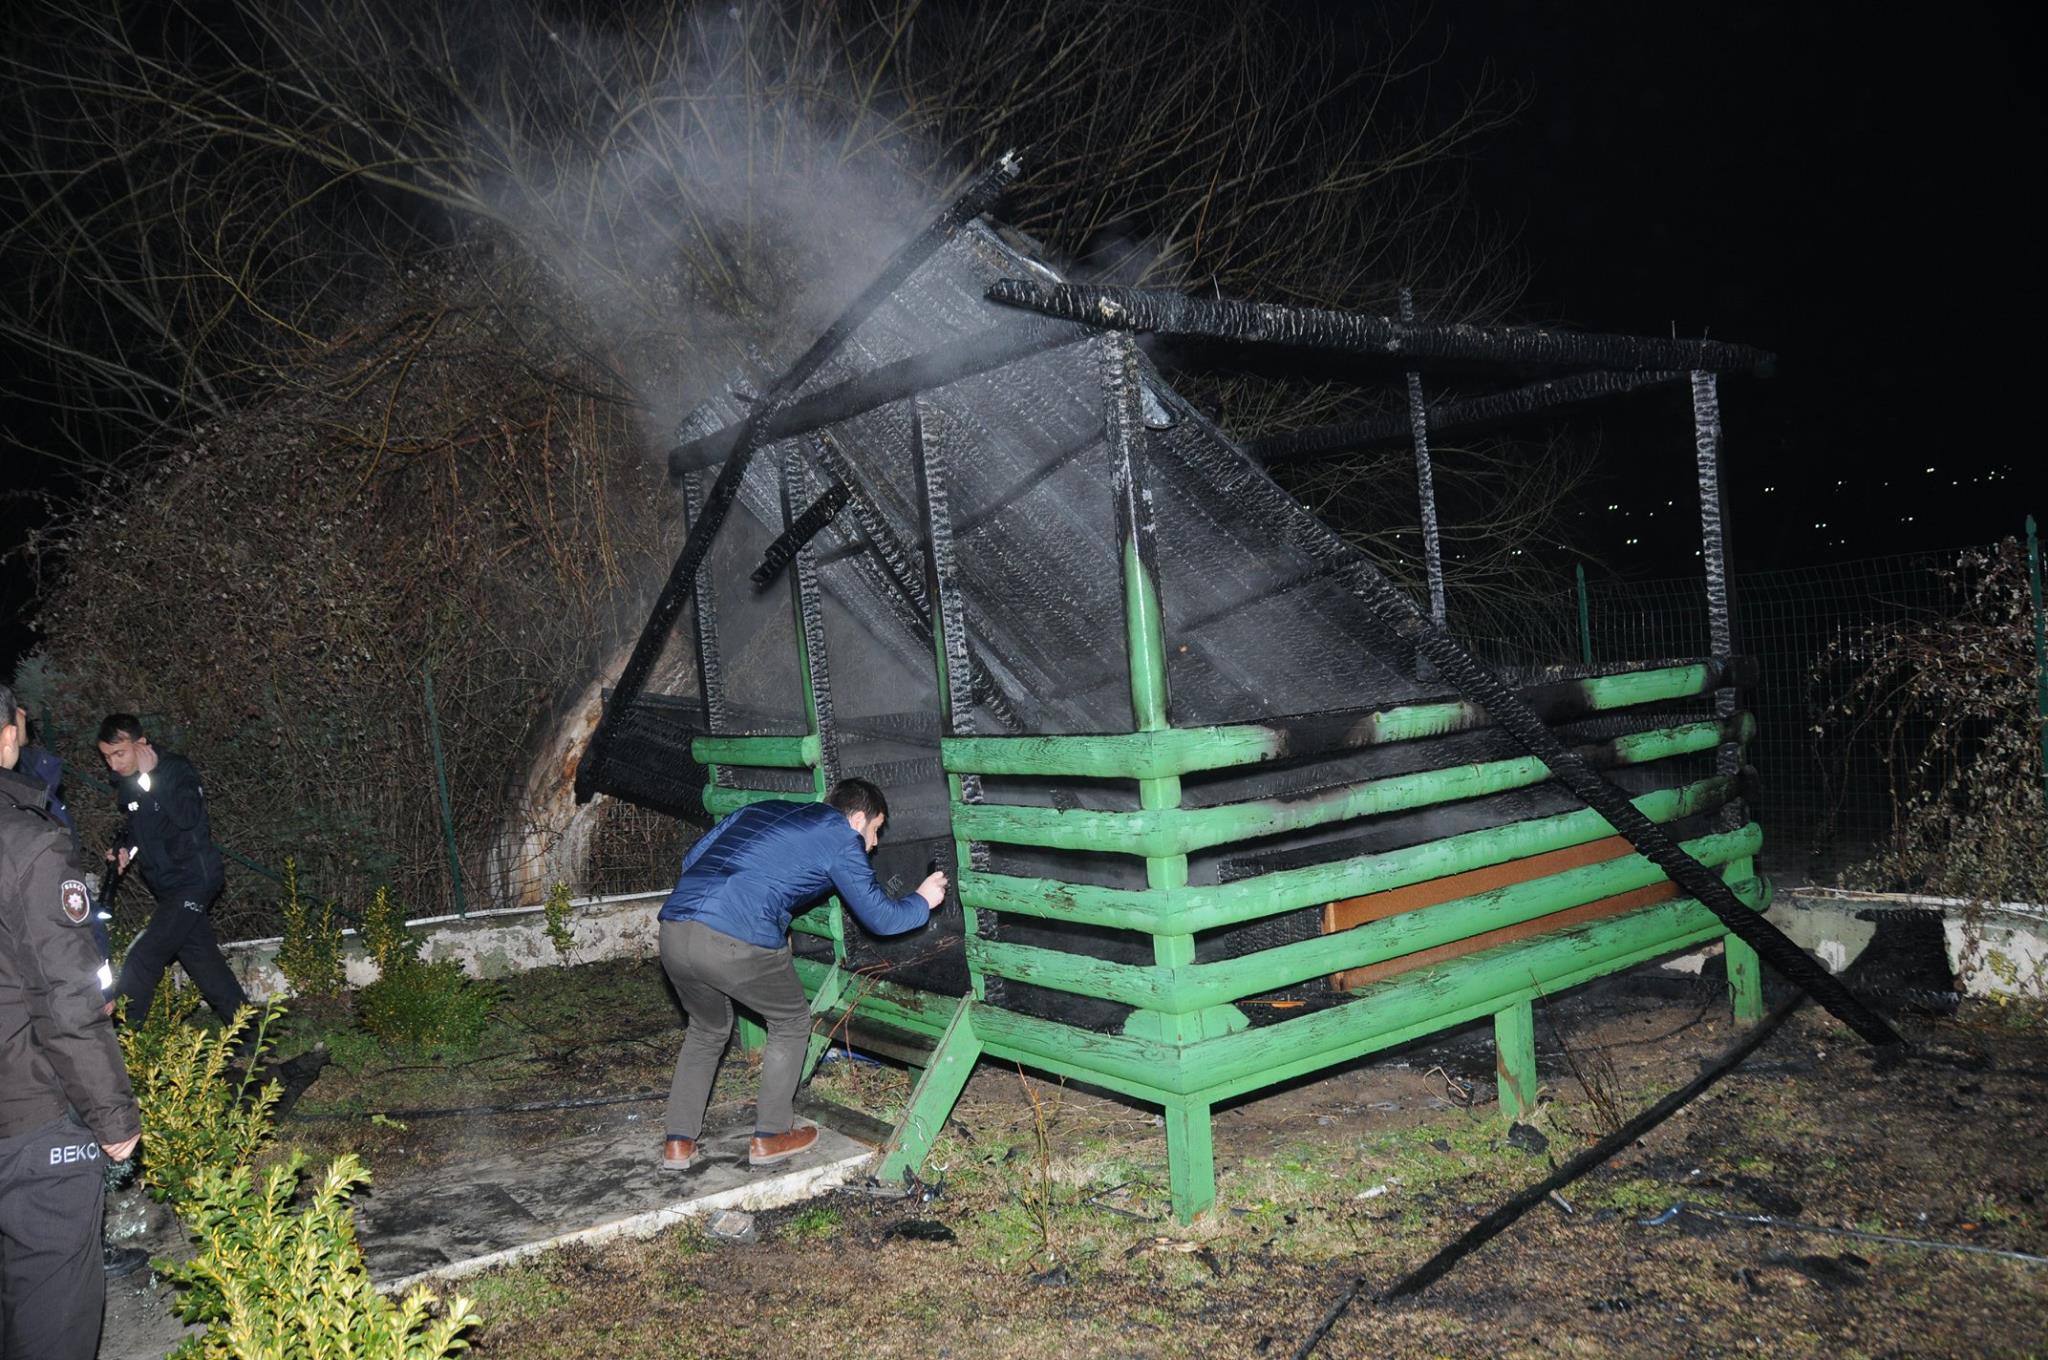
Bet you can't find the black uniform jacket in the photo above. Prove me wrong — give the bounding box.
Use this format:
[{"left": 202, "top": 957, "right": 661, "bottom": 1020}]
[
  {"left": 0, "top": 765, "right": 140, "bottom": 1144},
  {"left": 114, "top": 752, "right": 224, "bottom": 908}
]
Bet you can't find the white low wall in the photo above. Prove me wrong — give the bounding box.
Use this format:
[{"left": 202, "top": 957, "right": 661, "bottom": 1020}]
[
  {"left": 1772, "top": 888, "right": 2048, "bottom": 1000},
  {"left": 221, "top": 889, "right": 669, "bottom": 998},
  {"left": 221, "top": 883, "right": 2048, "bottom": 1004}
]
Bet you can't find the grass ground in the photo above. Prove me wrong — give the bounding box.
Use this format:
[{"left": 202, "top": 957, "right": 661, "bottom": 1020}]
[{"left": 234, "top": 955, "right": 2048, "bottom": 1359}]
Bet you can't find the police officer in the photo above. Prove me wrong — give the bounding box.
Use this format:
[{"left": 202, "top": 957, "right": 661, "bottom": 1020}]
[
  {"left": 1, "top": 680, "right": 142, "bottom": 1360},
  {"left": 95, "top": 713, "right": 249, "bottom": 1027}
]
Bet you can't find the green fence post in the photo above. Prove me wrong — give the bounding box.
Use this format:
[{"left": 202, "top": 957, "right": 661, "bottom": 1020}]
[
  {"left": 1575, "top": 563, "right": 1593, "bottom": 666},
  {"left": 422, "top": 667, "right": 467, "bottom": 918},
  {"left": 2029, "top": 513, "right": 2046, "bottom": 791}
]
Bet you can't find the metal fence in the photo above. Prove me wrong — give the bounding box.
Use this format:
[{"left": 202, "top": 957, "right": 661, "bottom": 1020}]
[{"left": 1466, "top": 539, "right": 2038, "bottom": 885}]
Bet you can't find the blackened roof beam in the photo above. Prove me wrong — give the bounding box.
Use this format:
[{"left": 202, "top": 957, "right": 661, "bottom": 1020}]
[
  {"left": 578, "top": 150, "right": 1021, "bottom": 804},
  {"left": 751, "top": 481, "right": 851, "bottom": 585},
  {"left": 667, "top": 318, "right": 1092, "bottom": 479},
  {"left": 984, "top": 280, "right": 1777, "bottom": 378}
]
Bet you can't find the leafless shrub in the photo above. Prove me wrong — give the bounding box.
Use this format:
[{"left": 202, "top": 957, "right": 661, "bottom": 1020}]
[
  {"left": 2, "top": 0, "right": 1559, "bottom": 927},
  {"left": 1815, "top": 538, "right": 2045, "bottom": 903}
]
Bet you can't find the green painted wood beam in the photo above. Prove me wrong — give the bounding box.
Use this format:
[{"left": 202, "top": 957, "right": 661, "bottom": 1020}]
[
  {"left": 876, "top": 998, "right": 981, "bottom": 1184},
  {"left": 690, "top": 733, "right": 821, "bottom": 768},
  {"left": 791, "top": 957, "right": 960, "bottom": 1038},
  {"left": 939, "top": 662, "right": 1718, "bottom": 778},
  {"left": 1193, "top": 885, "right": 1767, "bottom": 1098},
  {"left": 790, "top": 906, "right": 836, "bottom": 941},
  {"left": 966, "top": 886, "right": 1759, "bottom": 1099},
  {"left": 968, "top": 827, "right": 1761, "bottom": 1012},
  {"left": 948, "top": 714, "right": 1750, "bottom": 856},
  {"left": 961, "top": 776, "right": 1733, "bottom": 935},
  {"left": 799, "top": 964, "right": 850, "bottom": 1084},
  {"left": 1185, "top": 904, "right": 1766, "bottom": 1110},
  {"left": 702, "top": 784, "right": 811, "bottom": 817}
]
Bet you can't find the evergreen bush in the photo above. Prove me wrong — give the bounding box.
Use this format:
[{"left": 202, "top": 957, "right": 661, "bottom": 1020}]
[
  {"left": 161, "top": 1151, "right": 479, "bottom": 1359},
  {"left": 355, "top": 955, "right": 499, "bottom": 1051},
  {"left": 276, "top": 858, "right": 348, "bottom": 1002},
  {"left": 118, "top": 990, "right": 283, "bottom": 1204},
  {"left": 542, "top": 879, "right": 576, "bottom": 956},
  {"left": 352, "top": 885, "right": 499, "bottom": 1049}
]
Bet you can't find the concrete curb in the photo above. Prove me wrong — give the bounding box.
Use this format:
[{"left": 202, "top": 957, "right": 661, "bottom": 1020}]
[{"left": 379, "top": 1146, "right": 873, "bottom": 1295}]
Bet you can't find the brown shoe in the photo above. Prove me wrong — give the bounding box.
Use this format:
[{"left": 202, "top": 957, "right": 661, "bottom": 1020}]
[
  {"left": 748, "top": 1120, "right": 818, "bottom": 1167},
  {"left": 662, "top": 1136, "right": 698, "bottom": 1171}
]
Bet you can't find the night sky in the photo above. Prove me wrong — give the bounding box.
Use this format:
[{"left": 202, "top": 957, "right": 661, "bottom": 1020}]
[
  {"left": 1, "top": 5, "right": 2036, "bottom": 672},
  {"left": 1424, "top": 2, "right": 2035, "bottom": 575}
]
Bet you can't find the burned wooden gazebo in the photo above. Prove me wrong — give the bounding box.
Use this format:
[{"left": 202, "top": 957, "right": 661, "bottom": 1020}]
[{"left": 576, "top": 155, "right": 1894, "bottom": 1222}]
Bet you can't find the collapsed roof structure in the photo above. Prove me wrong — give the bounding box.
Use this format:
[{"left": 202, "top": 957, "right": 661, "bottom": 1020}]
[{"left": 575, "top": 155, "right": 1897, "bottom": 1221}]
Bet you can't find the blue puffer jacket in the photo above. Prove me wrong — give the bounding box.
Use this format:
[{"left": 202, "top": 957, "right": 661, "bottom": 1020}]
[{"left": 657, "top": 800, "right": 929, "bottom": 949}]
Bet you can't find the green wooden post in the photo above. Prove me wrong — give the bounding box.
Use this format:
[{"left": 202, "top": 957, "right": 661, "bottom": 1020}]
[
  {"left": 877, "top": 997, "right": 982, "bottom": 1184},
  {"left": 2028, "top": 513, "right": 2045, "bottom": 791},
  {"left": 1576, "top": 563, "right": 1594, "bottom": 666},
  {"left": 1725, "top": 932, "right": 1764, "bottom": 1023},
  {"left": 1494, "top": 998, "right": 1538, "bottom": 1120},
  {"left": 1104, "top": 335, "right": 1229, "bottom": 1215},
  {"left": 783, "top": 450, "right": 843, "bottom": 959},
  {"left": 421, "top": 667, "right": 467, "bottom": 918},
  {"left": 1164, "top": 1097, "right": 1216, "bottom": 1221},
  {"left": 799, "top": 963, "right": 850, "bottom": 1083}
]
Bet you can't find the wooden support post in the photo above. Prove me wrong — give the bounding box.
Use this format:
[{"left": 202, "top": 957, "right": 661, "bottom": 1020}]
[
  {"left": 1494, "top": 999, "right": 1538, "bottom": 1121},
  {"left": 1164, "top": 1097, "right": 1216, "bottom": 1222},
  {"left": 781, "top": 450, "right": 844, "bottom": 959},
  {"left": 877, "top": 998, "right": 981, "bottom": 1185},
  {"left": 799, "top": 964, "right": 849, "bottom": 1084},
  {"left": 736, "top": 1017, "right": 766, "bottom": 1056},
  {"left": 912, "top": 403, "right": 990, "bottom": 1001},
  {"left": 1726, "top": 932, "right": 1764, "bottom": 1024}
]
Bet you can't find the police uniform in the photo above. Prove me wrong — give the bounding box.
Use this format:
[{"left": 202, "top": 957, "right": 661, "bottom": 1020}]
[
  {"left": 0, "top": 764, "right": 141, "bottom": 1360},
  {"left": 110, "top": 751, "right": 249, "bottom": 1025}
]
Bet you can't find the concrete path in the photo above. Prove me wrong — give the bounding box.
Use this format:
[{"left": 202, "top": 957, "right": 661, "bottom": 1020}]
[
  {"left": 98, "top": 1101, "right": 880, "bottom": 1357},
  {"left": 357, "top": 1108, "right": 877, "bottom": 1292}
]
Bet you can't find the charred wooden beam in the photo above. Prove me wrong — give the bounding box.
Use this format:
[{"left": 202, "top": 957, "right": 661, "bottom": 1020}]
[
  {"left": 752, "top": 480, "right": 851, "bottom": 586},
  {"left": 985, "top": 279, "right": 1776, "bottom": 376},
  {"left": 578, "top": 151, "right": 1021, "bottom": 804},
  {"left": 667, "top": 317, "right": 1093, "bottom": 478}
]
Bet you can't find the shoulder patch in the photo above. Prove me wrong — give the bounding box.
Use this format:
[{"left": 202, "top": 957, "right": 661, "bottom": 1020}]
[{"left": 60, "top": 879, "right": 92, "bottom": 925}]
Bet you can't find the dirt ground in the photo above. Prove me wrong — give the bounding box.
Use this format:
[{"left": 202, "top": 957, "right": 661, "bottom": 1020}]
[{"left": 103, "top": 960, "right": 2048, "bottom": 1359}]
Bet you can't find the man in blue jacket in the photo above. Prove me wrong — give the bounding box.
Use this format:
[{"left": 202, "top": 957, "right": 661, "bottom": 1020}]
[{"left": 657, "top": 778, "right": 944, "bottom": 1169}]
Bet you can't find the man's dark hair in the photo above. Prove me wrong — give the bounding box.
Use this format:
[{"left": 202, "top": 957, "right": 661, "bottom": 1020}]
[
  {"left": 0, "top": 681, "right": 18, "bottom": 729},
  {"left": 97, "top": 713, "right": 147, "bottom": 745},
  {"left": 826, "top": 778, "right": 888, "bottom": 823}
]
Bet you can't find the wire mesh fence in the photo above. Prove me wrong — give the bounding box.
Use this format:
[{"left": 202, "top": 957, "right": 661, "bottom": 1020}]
[{"left": 1466, "top": 542, "right": 2027, "bottom": 886}]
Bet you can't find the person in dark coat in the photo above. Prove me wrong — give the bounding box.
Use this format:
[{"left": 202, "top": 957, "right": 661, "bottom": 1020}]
[
  {"left": 656, "top": 778, "right": 944, "bottom": 1169},
  {"left": 94, "top": 714, "right": 249, "bottom": 1027},
  {"left": 0, "top": 680, "right": 142, "bottom": 1360}
]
